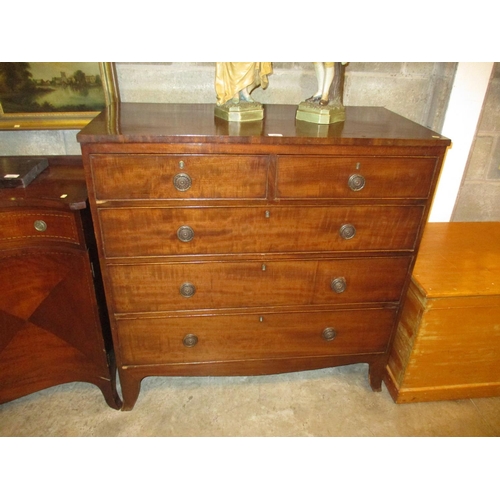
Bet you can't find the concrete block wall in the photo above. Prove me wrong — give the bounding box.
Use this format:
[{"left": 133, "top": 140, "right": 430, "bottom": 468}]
[
  {"left": 116, "top": 62, "right": 455, "bottom": 132},
  {"left": 0, "top": 62, "right": 455, "bottom": 156},
  {"left": 452, "top": 62, "right": 500, "bottom": 221},
  {"left": 7, "top": 61, "right": 499, "bottom": 220}
]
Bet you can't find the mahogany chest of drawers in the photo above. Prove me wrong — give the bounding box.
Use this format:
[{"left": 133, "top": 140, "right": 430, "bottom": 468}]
[
  {"left": 0, "top": 157, "right": 121, "bottom": 409},
  {"left": 77, "top": 103, "right": 450, "bottom": 410}
]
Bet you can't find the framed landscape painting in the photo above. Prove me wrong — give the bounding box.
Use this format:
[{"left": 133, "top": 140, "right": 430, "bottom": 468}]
[{"left": 0, "top": 62, "right": 119, "bottom": 130}]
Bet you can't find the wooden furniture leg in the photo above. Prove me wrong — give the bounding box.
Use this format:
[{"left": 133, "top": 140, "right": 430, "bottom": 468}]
[{"left": 119, "top": 371, "right": 143, "bottom": 411}]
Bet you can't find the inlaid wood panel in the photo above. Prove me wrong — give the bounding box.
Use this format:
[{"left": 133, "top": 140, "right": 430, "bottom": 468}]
[
  {"left": 0, "top": 238, "right": 119, "bottom": 408},
  {"left": 0, "top": 208, "right": 81, "bottom": 247},
  {"left": 0, "top": 158, "right": 121, "bottom": 409}
]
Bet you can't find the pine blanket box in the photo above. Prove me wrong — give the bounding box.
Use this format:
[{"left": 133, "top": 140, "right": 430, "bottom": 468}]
[{"left": 385, "top": 222, "right": 500, "bottom": 403}]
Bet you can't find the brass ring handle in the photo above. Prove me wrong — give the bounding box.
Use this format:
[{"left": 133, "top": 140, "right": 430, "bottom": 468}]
[
  {"left": 34, "top": 220, "right": 47, "bottom": 232},
  {"left": 331, "top": 277, "right": 347, "bottom": 293},
  {"left": 177, "top": 225, "right": 194, "bottom": 242},
  {"left": 322, "top": 327, "right": 337, "bottom": 341},
  {"left": 173, "top": 173, "right": 192, "bottom": 192},
  {"left": 339, "top": 224, "right": 356, "bottom": 240},
  {"left": 183, "top": 334, "right": 198, "bottom": 347},
  {"left": 179, "top": 282, "right": 196, "bottom": 298},
  {"left": 348, "top": 174, "right": 366, "bottom": 191}
]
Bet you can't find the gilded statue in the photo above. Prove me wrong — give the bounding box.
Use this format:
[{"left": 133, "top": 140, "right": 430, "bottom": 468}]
[{"left": 214, "top": 62, "right": 272, "bottom": 122}]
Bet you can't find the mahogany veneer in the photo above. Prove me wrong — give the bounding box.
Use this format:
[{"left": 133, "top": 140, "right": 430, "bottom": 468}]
[
  {"left": 77, "top": 104, "right": 450, "bottom": 410},
  {"left": 0, "top": 157, "right": 121, "bottom": 409}
]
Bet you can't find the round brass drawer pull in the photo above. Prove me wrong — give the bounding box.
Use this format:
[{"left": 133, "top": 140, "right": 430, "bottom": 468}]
[
  {"left": 179, "top": 282, "right": 196, "bottom": 298},
  {"left": 34, "top": 220, "right": 47, "bottom": 232},
  {"left": 331, "top": 277, "right": 347, "bottom": 293},
  {"left": 183, "top": 334, "right": 198, "bottom": 347},
  {"left": 177, "top": 225, "right": 194, "bottom": 242},
  {"left": 322, "top": 327, "right": 337, "bottom": 341},
  {"left": 348, "top": 174, "right": 366, "bottom": 191},
  {"left": 339, "top": 223, "right": 356, "bottom": 240},
  {"left": 173, "top": 173, "right": 192, "bottom": 192}
]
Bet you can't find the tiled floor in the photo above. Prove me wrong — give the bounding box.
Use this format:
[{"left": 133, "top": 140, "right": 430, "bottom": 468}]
[{"left": 1, "top": 364, "right": 499, "bottom": 437}]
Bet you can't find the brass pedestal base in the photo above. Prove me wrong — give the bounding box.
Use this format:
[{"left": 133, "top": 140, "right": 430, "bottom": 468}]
[
  {"left": 296, "top": 101, "right": 346, "bottom": 124},
  {"left": 214, "top": 101, "right": 264, "bottom": 122}
]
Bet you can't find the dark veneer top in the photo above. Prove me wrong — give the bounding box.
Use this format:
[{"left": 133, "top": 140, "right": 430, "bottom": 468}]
[
  {"left": 0, "top": 156, "right": 87, "bottom": 210},
  {"left": 77, "top": 103, "right": 450, "bottom": 148}
]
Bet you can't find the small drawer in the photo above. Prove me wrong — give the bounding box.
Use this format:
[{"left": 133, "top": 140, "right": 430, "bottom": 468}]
[
  {"left": 108, "top": 256, "right": 411, "bottom": 313},
  {"left": 99, "top": 205, "right": 424, "bottom": 258},
  {"left": 0, "top": 208, "right": 80, "bottom": 246},
  {"left": 116, "top": 307, "right": 397, "bottom": 365},
  {"left": 90, "top": 154, "right": 269, "bottom": 200},
  {"left": 276, "top": 156, "right": 437, "bottom": 199}
]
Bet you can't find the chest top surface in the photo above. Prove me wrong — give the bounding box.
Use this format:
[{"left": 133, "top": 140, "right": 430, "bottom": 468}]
[
  {"left": 77, "top": 103, "right": 450, "bottom": 148},
  {"left": 412, "top": 222, "right": 500, "bottom": 299},
  {"left": 0, "top": 157, "right": 87, "bottom": 210}
]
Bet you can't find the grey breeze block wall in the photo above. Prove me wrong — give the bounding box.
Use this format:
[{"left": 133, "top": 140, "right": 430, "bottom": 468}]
[
  {"left": 452, "top": 62, "right": 500, "bottom": 221},
  {"left": 1, "top": 62, "right": 497, "bottom": 220}
]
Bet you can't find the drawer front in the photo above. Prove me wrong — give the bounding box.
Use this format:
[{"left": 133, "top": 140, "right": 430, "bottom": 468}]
[
  {"left": 116, "top": 308, "right": 397, "bottom": 365},
  {"left": 0, "top": 208, "right": 80, "bottom": 246},
  {"left": 90, "top": 154, "right": 269, "bottom": 200},
  {"left": 108, "top": 256, "right": 411, "bottom": 313},
  {"left": 99, "top": 205, "right": 424, "bottom": 257},
  {"left": 276, "top": 156, "right": 436, "bottom": 199}
]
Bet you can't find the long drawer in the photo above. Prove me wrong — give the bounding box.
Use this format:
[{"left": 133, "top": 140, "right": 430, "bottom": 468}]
[
  {"left": 90, "top": 154, "right": 269, "bottom": 200},
  {"left": 99, "top": 205, "right": 424, "bottom": 257},
  {"left": 108, "top": 256, "right": 411, "bottom": 313},
  {"left": 276, "top": 156, "right": 437, "bottom": 199},
  {"left": 116, "top": 307, "right": 397, "bottom": 365}
]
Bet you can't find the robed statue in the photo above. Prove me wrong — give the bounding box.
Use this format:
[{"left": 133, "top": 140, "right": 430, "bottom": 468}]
[{"left": 214, "top": 63, "right": 272, "bottom": 122}]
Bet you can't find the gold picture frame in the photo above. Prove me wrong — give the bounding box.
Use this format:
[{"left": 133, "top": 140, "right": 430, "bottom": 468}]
[{"left": 0, "top": 62, "right": 119, "bottom": 130}]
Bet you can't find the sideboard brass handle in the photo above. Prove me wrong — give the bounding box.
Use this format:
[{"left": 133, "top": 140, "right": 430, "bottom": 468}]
[
  {"left": 179, "top": 282, "right": 196, "bottom": 298},
  {"left": 331, "top": 277, "right": 347, "bottom": 293},
  {"left": 34, "top": 220, "right": 47, "bottom": 232},
  {"left": 183, "top": 334, "right": 198, "bottom": 348},
  {"left": 322, "top": 327, "right": 337, "bottom": 342},
  {"left": 348, "top": 174, "right": 366, "bottom": 191},
  {"left": 173, "top": 173, "right": 192, "bottom": 192},
  {"left": 177, "top": 225, "right": 194, "bottom": 242},
  {"left": 339, "top": 224, "right": 356, "bottom": 240}
]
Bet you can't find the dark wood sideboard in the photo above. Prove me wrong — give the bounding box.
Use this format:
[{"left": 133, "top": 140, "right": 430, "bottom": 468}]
[
  {"left": 0, "top": 157, "right": 121, "bottom": 409},
  {"left": 77, "top": 103, "right": 450, "bottom": 410}
]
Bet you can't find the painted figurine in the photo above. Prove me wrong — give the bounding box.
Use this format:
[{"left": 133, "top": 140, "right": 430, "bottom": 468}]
[
  {"left": 215, "top": 62, "right": 273, "bottom": 106},
  {"left": 306, "top": 62, "right": 348, "bottom": 106}
]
